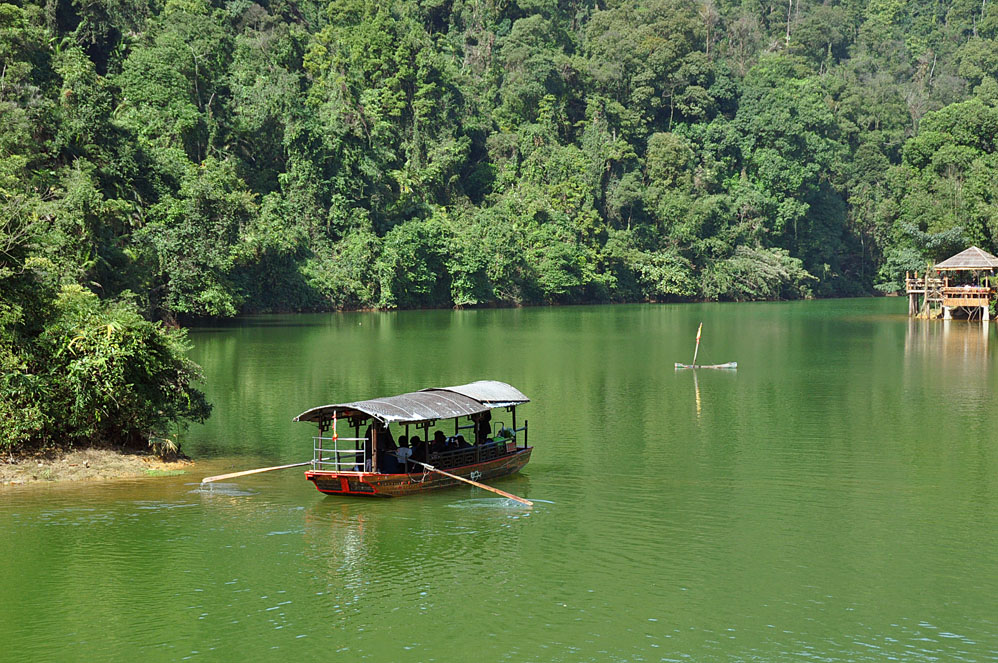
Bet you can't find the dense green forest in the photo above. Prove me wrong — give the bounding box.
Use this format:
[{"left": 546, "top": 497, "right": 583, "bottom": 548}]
[{"left": 3, "top": 0, "right": 998, "bottom": 449}]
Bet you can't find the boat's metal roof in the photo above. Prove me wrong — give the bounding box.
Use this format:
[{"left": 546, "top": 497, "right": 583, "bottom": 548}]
[
  {"left": 422, "top": 380, "right": 530, "bottom": 408},
  {"left": 293, "top": 381, "right": 527, "bottom": 425}
]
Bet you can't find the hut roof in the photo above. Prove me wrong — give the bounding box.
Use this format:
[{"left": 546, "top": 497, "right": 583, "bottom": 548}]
[{"left": 934, "top": 246, "right": 998, "bottom": 271}]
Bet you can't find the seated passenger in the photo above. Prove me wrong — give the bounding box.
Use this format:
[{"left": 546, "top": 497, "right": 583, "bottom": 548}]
[
  {"left": 376, "top": 431, "right": 399, "bottom": 473},
  {"left": 411, "top": 438, "right": 428, "bottom": 464},
  {"left": 379, "top": 422, "right": 397, "bottom": 451},
  {"left": 379, "top": 451, "right": 399, "bottom": 474},
  {"left": 455, "top": 434, "right": 472, "bottom": 449},
  {"left": 431, "top": 430, "right": 448, "bottom": 454},
  {"left": 395, "top": 438, "right": 413, "bottom": 472}
]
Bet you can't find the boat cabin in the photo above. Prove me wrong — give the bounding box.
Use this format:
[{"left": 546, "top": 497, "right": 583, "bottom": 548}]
[{"left": 293, "top": 381, "right": 532, "bottom": 497}]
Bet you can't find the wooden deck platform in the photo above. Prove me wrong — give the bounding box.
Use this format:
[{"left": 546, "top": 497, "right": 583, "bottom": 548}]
[
  {"left": 942, "top": 286, "right": 991, "bottom": 308},
  {"left": 906, "top": 273, "right": 994, "bottom": 321}
]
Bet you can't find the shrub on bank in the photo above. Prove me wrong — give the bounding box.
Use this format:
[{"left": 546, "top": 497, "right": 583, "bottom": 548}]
[{"left": 0, "top": 284, "right": 211, "bottom": 454}]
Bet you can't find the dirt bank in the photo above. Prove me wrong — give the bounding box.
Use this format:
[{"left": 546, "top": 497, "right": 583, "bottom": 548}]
[{"left": 1, "top": 448, "right": 194, "bottom": 486}]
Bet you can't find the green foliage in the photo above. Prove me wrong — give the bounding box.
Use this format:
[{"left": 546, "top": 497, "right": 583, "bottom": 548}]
[
  {"left": 34, "top": 285, "right": 211, "bottom": 445},
  {"left": 375, "top": 217, "right": 451, "bottom": 309},
  {"left": 142, "top": 159, "right": 257, "bottom": 318},
  {"left": 875, "top": 97, "right": 998, "bottom": 288},
  {"left": 300, "top": 229, "right": 380, "bottom": 310},
  {"left": 114, "top": 0, "right": 232, "bottom": 163},
  {"left": 603, "top": 229, "right": 696, "bottom": 300},
  {"left": 0, "top": 280, "right": 210, "bottom": 452},
  {"left": 8, "top": 0, "right": 997, "bottom": 315},
  {"left": 6, "top": 0, "right": 998, "bottom": 452},
  {"left": 701, "top": 245, "right": 817, "bottom": 301}
]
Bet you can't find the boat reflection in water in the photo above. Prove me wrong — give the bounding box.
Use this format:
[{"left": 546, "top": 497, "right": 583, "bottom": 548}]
[{"left": 301, "top": 488, "right": 533, "bottom": 608}]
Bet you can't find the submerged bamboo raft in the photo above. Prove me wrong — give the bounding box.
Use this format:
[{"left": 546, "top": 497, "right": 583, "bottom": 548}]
[{"left": 676, "top": 323, "right": 737, "bottom": 370}]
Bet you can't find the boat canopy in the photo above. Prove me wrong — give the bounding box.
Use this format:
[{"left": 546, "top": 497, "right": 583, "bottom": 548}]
[
  {"left": 293, "top": 381, "right": 528, "bottom": 425},
  {"left": 421, "top": 380, "right": 530, "bottom": 408}
]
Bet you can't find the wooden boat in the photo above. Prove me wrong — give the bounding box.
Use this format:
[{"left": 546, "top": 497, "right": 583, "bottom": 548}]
[
  {"left": 293, "top": 381, "right": 532, "bottom": 498},
  {"left": 674, "top": 362, "right": 738, "bottom": 370}
]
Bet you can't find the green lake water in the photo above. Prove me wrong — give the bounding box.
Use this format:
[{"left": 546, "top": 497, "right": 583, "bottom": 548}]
[{"left": 3, "top": 298, "right": 998, "bottom": 661}]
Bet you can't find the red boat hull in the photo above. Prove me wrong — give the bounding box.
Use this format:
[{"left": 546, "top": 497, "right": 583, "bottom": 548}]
[{"left": 305, "top": 447, "right": 532, "bottom": 497}]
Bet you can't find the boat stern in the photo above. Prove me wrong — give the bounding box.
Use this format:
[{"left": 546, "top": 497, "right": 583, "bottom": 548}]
[{"left": 305, "top": 471, "right": 384, "bottom": 496}]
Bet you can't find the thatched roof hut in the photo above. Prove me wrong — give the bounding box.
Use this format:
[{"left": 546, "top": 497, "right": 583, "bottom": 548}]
[{"left": 933, "top": 246, "right": 998, "bottom": 272}]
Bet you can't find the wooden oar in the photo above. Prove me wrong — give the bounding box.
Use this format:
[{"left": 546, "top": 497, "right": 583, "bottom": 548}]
[
  {"left": 201, "top": 460, "right": 313, "bottom": 485},
  {"left": 411, "top": 460, "right": 533, "bottom": 507}
]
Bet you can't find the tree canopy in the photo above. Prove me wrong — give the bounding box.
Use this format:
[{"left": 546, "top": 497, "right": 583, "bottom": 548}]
[{"left": 3, "top": 0, "right": 998, "bottom": 448}]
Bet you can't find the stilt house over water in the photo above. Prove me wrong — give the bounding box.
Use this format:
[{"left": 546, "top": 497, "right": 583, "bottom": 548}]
[{"left": 906, "top": 246, "right": 998, "bottom": 321}]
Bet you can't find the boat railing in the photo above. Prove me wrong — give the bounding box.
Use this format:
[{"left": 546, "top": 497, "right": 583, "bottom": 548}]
[
  {"left": 514, "top": 420, "right": 528, "bottom": 448},
  {"left": 429, "top": 439, "right": 509, "bottom": 469},
  {"left": 312, "top": 436, "right": 367, "bottom": 472}
]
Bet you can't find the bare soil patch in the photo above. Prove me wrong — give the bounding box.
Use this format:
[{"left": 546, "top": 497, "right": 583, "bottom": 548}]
[{"left": 1, "top": 448, "right": 193, "bottom": 486}]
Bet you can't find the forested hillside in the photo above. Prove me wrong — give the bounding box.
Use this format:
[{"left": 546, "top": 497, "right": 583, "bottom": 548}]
[
  {"left": 3, "top": 0, "right": 998, "bottom": 447},
  {"left": 5, "top": 0, "right": 998, "bottom": 316}
]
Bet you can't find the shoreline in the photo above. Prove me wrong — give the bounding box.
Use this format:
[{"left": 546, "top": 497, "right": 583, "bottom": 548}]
[
  {"left": 1, "top": 448, "right": 195, "bottom": 487},
  {"left": 181, "top": 293, "right": 886, "bottom": 326}
]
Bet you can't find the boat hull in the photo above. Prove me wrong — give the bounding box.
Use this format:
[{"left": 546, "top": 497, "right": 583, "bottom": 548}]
[{"left": 305, "top": 447, "right": 533, "bottom": 498}]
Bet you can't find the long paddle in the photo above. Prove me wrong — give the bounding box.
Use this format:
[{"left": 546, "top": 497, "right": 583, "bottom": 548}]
[
  {"left": 200, "top": 460, "right": 313, "bottom": 485},
  {"left": 410, "top": 460, "right": 533, "bottom": 507}
]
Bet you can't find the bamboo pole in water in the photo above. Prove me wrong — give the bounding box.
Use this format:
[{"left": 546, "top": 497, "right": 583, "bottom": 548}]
[{"left": 692, "top": 321, "right": 703, "bottom": 367}]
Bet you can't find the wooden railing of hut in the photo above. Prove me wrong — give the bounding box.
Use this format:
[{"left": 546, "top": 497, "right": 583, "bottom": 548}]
[{"left": 906, "top": 272, "right": 995, "bottom": 318}]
